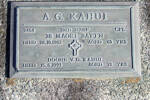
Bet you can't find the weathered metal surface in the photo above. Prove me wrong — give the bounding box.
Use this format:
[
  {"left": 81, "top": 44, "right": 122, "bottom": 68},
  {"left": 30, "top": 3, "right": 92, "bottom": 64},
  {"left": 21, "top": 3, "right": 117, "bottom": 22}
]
[{"left": 9, "top": 2, "right": 141, "bottom": 78}]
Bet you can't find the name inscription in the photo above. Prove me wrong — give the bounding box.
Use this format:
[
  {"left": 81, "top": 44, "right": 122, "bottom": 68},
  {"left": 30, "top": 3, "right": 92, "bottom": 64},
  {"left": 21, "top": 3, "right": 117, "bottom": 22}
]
[{"left": 42, "top": 12, "right": 107, "bottom": 21}]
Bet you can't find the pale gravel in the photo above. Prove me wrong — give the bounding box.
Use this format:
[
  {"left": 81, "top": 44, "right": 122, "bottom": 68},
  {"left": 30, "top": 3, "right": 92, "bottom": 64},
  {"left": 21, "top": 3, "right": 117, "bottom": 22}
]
[{"left": 0, "top": 0, "right": 150, "bottom": 100}]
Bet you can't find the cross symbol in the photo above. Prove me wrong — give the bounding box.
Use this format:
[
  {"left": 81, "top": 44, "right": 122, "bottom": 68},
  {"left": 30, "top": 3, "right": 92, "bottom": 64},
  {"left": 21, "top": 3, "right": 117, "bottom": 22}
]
[{"left": 68, "top": 40, "right": 81, "bottom": 56}]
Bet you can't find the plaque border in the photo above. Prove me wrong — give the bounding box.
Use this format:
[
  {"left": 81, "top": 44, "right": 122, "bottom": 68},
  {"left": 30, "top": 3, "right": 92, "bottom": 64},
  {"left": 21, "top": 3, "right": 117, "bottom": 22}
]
[{"left": 9, "top": 2, "right": 141, "bottom": 78}]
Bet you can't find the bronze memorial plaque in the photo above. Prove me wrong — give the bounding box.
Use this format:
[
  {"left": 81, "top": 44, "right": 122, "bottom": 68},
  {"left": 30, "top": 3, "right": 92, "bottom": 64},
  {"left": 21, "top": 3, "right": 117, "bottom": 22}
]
[{"left": 9, "top": 2, "right": 141, "bottom": 78}]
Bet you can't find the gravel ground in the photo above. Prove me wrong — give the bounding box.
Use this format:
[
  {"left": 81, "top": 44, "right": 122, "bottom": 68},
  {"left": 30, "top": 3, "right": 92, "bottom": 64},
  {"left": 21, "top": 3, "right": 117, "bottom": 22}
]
[{"left": 0, "top": 0, "right": 150, "bottom": 100}]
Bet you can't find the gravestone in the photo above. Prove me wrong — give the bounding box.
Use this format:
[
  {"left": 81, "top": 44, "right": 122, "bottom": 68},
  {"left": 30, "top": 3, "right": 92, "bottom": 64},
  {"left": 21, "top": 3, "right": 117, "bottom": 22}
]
[{"left": 9, "top": 2, "right": 141, "bottom": 78}]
